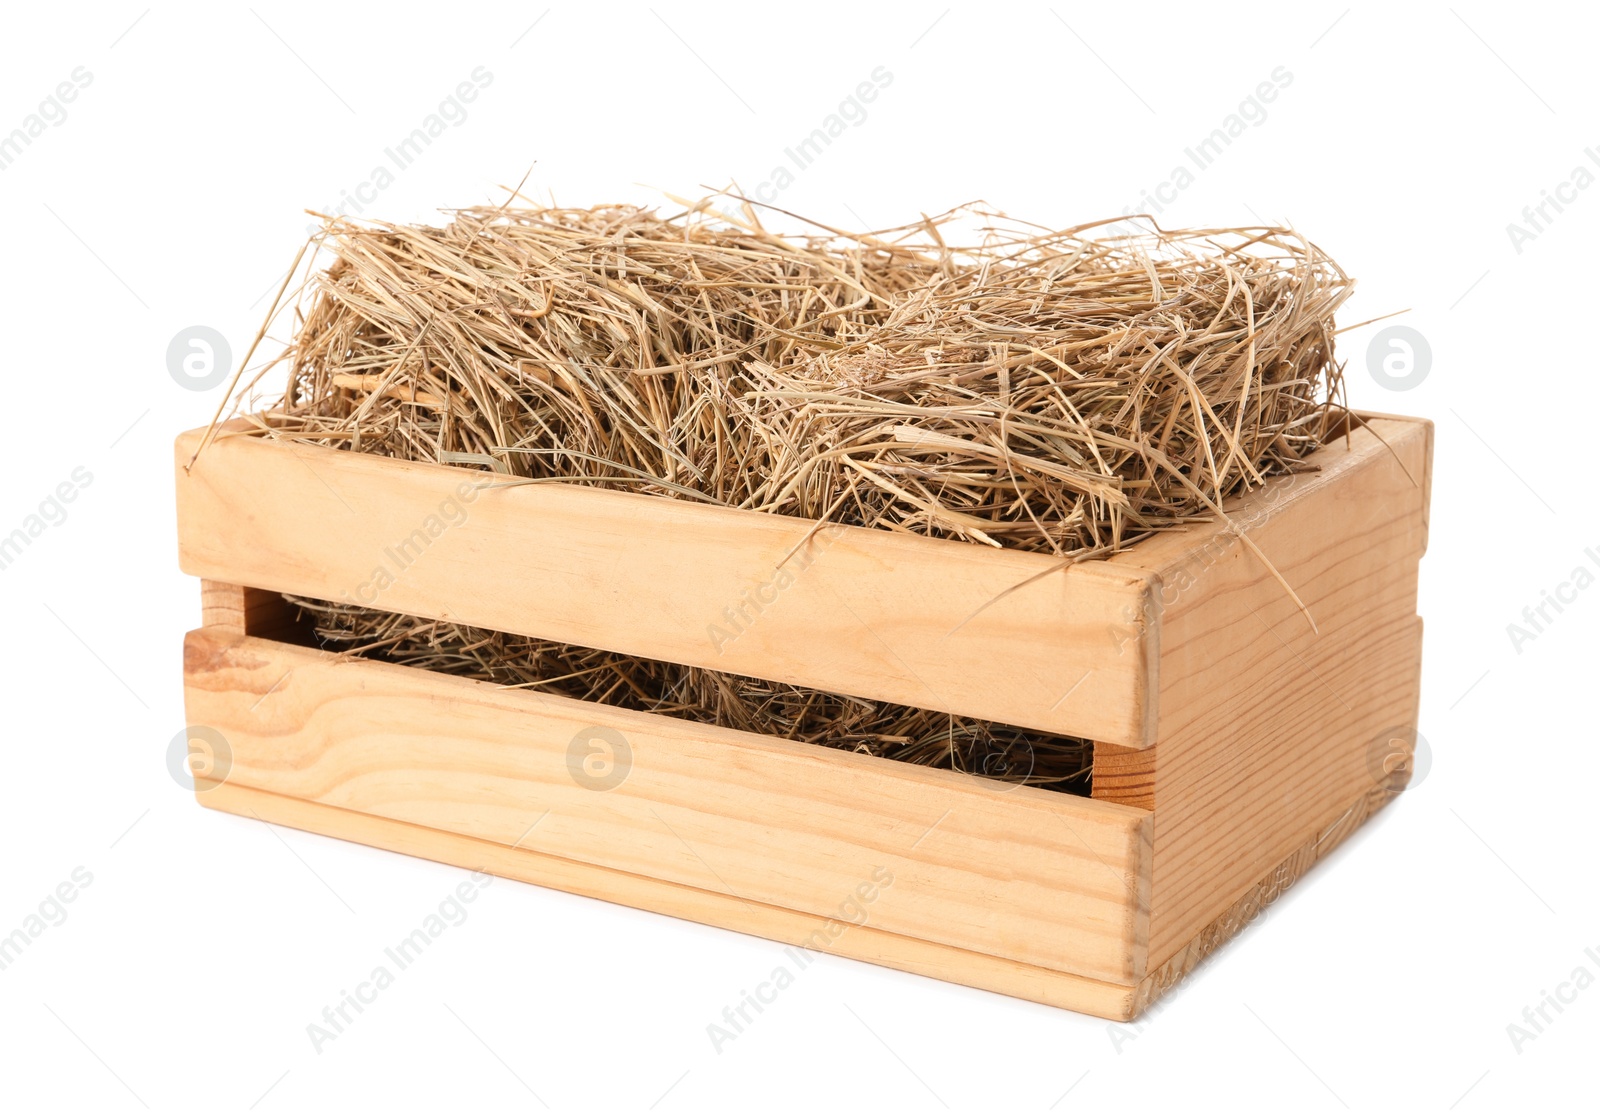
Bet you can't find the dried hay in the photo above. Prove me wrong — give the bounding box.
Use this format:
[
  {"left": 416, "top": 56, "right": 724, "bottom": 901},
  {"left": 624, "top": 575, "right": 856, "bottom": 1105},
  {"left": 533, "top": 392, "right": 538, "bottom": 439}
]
[{"left": 224, "top": 194, "right": 1354, "bottom": 791}]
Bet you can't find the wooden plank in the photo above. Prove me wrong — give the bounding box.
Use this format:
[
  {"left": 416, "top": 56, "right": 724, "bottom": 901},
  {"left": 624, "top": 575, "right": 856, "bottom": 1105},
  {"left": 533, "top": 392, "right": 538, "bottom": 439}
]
[
  {"left": 199, "top": 780, "right": 1144, "bottom": 1020},
  {"left": 174, "top": 425, "right": 1158, "bottom": 745},
  {"left": 184, "top": 627, "right": 1153, "bottom": 985},
  {"left": 1109, "top": 416, "right": 1431, "bottom": 965}
]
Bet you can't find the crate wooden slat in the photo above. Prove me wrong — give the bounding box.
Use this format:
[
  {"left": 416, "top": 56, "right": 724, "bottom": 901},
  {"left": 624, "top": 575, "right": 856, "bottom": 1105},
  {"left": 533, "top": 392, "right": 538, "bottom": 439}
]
[
  {"left": 175, "top": 413, "right": 1432, "bottom": 1019},
  {"left": 198, "top": 780, "right": 1153, "bottom": 1020},
  {"left": 183, "top": 625, "right": 1153, "bottom": 984},
  {"left": 174, "top": 423, "right": 1158, "bottom": 746}
]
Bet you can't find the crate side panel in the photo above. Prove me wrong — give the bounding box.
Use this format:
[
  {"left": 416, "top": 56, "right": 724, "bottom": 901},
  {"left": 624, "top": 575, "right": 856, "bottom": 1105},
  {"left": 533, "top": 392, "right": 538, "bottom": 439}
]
[
  {"left": 183, "top": 627, "right": 1152, "bottom": 984},
  {"left": 1121, "top": 417, "right": 1431, "bottom": 964}
]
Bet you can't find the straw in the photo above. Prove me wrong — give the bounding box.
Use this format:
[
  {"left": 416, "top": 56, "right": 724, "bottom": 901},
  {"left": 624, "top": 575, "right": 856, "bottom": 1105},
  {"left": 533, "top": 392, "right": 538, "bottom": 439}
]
[
  {"left": 288, "top": 595, "right": 1093, "bottom": 792},
  {"left": 234, "top": 194, "right": 1353, "bottom": 791}
]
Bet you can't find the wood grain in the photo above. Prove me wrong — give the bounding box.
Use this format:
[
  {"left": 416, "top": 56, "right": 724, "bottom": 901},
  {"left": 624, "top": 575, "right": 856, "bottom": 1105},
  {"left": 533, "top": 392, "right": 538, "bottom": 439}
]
[
  {"left": 1091, "top": 743, "right": 1157, "bottom": 810},
  {"left": 1128, "top": 779, "right": 1401, "bottom": 1016},
  {"left": 199, "top": 780, "right": 1147, "bottom": 1020},
  {"left": 1109, "top": 416, "right": 1431, "bottom": 965},
  {"left": 184, "top": 626, "right": 1153, "bottom": 984},
  {"left": 175, "top": 426, "right": 1159, "bottom": 745}
]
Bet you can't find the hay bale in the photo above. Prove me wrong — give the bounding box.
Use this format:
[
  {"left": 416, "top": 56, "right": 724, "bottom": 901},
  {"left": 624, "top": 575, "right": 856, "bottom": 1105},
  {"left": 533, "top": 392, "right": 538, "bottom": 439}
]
[
  {"left": 256, "top": 200, "right": 1349, "bottom": 554},
  {"left": 235, "top": 197, "right": 1354, "bottom": 788}
]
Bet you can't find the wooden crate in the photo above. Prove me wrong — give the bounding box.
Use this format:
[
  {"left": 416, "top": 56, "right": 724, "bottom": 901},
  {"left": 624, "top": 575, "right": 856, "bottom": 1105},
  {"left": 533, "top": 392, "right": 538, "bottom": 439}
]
[{"left": 174, "top": 412, "right": 1431, "bottom": 1020}]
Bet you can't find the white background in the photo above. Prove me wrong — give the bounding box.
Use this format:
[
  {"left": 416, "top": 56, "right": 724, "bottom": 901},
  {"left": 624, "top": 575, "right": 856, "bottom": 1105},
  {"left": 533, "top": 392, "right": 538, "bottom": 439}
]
[{"left": 1, "top": 2, "right": 1595, "bottom": 1115}]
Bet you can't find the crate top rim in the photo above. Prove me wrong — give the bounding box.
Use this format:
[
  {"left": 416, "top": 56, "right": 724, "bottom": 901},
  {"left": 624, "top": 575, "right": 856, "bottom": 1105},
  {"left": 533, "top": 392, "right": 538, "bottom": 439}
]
[{"left": 176, "top": 410, "right": 1430, "bottom": 580}]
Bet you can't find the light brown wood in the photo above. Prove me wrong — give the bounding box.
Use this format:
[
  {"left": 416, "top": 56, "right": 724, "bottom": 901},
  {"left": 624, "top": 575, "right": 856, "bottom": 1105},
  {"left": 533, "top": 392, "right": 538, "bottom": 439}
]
[
  {"left": 1108, "top": 416, "right": 1431, "bottom": 966},
  {"left": 174, "top": 412, "right": 1432, "bottom": 1020},
  {"left": 175, "top": 426, "right": 1159, "bottom": 745},
  {"left": 184, "top": 626, "right": 1153, "bottom": 984},
  {"left": 1128, "top": 778, "right": 1400, "bottom": 1015},
  {"left": 1091, "top": 742, "right": 1157, "bottom": 810},
  {"left": 199, "top": 579, "right": 306, "bottom": 641},
  {"left": 200, "top": 779, "right": 1147, "bottom": 1019}
]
